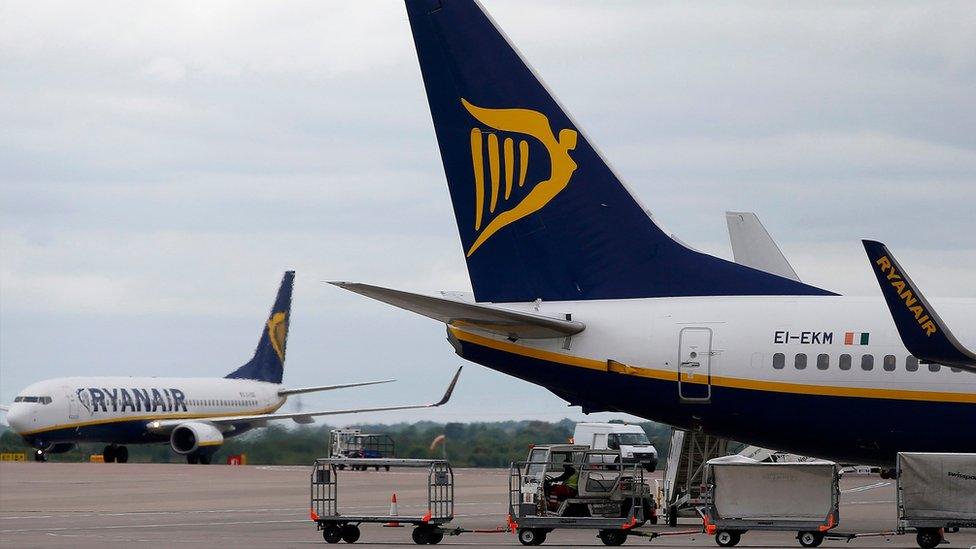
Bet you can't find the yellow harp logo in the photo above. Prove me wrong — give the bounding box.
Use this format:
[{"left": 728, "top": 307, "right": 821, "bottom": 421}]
[
  {"left": 462, "top": 98, "right": 578, "bottom": 257},
  {"left": 267, "top": 312, "right": 288, "bottom": 363}
]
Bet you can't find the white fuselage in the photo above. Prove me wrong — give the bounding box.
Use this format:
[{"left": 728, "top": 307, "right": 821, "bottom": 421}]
[{"left": 7, "top": 377, "right": 286, "bottom": 445}]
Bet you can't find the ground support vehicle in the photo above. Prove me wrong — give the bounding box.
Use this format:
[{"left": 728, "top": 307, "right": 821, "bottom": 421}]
[
  {"left": 329, "top": 429, "right": 395, "bottom": 470},
  {"left": 508, "top": 450, "right": 657, "bottom": 546},
  {"left": 310, "top": 458, "right": 455, "bottom": 544},
  {"left": 702, "top": 458, "right": 839, "bottom": 548},
  {"left": 894, "top": 452, "right": 976, "bottom": 549},
  {"left": 573, "top": 422, "right": 659, "bottom": 471}
]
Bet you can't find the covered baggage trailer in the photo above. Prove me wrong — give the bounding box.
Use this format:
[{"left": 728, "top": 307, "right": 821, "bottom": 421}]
[
  {"left": 702, "top": 457, "right": 839, "bottom": 548},
  {"left": 897, "top": 452, "right": 976, "bottom": 549}
]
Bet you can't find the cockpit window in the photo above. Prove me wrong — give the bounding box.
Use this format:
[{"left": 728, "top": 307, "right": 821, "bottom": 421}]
[{"left": 14, "top": 396, "right": 52, "bottom": 404}]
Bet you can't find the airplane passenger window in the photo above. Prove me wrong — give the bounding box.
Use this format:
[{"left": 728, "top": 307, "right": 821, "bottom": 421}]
[
  {"left": 839, "top": 354, "right": 852, "bottom": 371},
  {"left": 794, "top": 354, "right": 807, "bottom": 370},
  {"left": 928, "top": 363, "right": 941, "bottom": 372},
  {"left": 906, "top": 356, "right": 919, "bottom": 372},
  {"left": 861, "top": 355, "right": 874, "bottom": 371},
  {"left": 773, "top": 353, "right": 785, "bottom": 369},
  {"left": 817, "top": 354, "right": 829, "bottom": 370},
  {"left": 883, "top": 355, "right": 896, "bottom": 371}
]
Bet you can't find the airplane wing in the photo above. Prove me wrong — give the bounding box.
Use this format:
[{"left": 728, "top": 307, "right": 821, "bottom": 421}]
[
  {"left": 726, "top": 211, "right": 801, "bottom": 282},
  {"left": 863, "top": 240, "right": 976, "bottom": 373},
  {"left": 277, "top": 379, "right": 395, "bottom": 397},
  {"left": 0, "top": 404, "right": 8, "bottom": 412},
  {"left": 328, "top": 282, "right": 585, "bottom": 340},
  {"left": 147, "top": 367, "right": 462, "bottom": 432}
]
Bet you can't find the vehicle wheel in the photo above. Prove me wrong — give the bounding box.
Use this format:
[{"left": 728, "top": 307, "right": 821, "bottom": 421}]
[
  {"left": 340, "top": 524, "right": 360, "bottom": 543},
  {"left": 599, "top": 529, "right": 627, "bottom": 546},
  {"left": 427, "top": 531, "right": 444, "bottom": 545},
  {"left": 798, "top": 531, "right": 824, "bottom": 548},
  {"left": 412, "top": 527, "right": 431, "bottom": 545},
  {"left": 322, "top": 524, "right": 342, "bottom": 544},
  {"left": 103, "top": 445, "right": 115, "bottom": 463},
  {"left": 916, "top": 528, "right": 942, "bottom": 549},
  {"left": 198, "top": 454, "right": 211, "bottom": 465},
  {"left": 116, "top": 446, "right": 129, "bottom": 464},
  {"left": 187, "top": 454, "right": 199, "bottom": 464},
  {"left": 518, "top": 529, "right": 542, "bottom": 546},
  {"left": 667, "top": 505, "right": 678, "bottom": 527},
  {"left": 715, "top": 530, "right": 741, "bottom": 547}
]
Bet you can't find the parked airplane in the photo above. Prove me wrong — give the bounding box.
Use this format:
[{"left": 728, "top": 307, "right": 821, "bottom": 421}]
[
  {"left": 1, "top": 271, "right": 462, "bottom": 463},
  {"left": 333, "top": 0, "right": 975, "bottom": 466}
]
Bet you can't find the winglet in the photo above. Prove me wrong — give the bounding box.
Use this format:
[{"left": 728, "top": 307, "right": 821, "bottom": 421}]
[
  {"left": 434, "top": 367, "right": 463, "bottom": 407},
  {"left": 862, "top": 240, "right": 976, "bottom": 372}
]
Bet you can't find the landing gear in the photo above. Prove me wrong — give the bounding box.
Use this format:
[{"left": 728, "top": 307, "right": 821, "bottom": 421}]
[
  {"left": 34, "top": 449, "right": 47, "bottom": 462},
  {"left": 186, "top": 452, "right": 212, "bottom": 464},
  {"left": 102, "top": 445, "right": 129, "bottom": 463}
]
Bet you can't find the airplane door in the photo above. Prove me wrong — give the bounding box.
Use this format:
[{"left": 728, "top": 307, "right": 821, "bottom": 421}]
[
  {"left": 678, "top": 328, "right": 712, "bottom": 402},
  {"left": 65, "top": 387, "right": 79, "bottom": 419}
]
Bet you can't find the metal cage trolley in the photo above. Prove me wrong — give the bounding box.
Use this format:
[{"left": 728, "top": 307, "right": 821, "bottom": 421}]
[
  {"left": 897, "top": 452, "right": 976, "bottom": 549},
  {"left": 702, "top": 459, "right": 840, "bottom": 548},
  {"left": 508, "top": 452, "right": 655, "bottom": 546},
  {"left": 310, "top": 458, "right": 454, "bottom": 544}
]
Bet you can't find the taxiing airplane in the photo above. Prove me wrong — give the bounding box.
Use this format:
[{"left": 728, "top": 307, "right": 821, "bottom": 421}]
[
  {"left": 333, "top": 0, "right": 975, "bottom": 466},
  {"left": 1, "top": 271, "right": 462, "bottom": 463}
]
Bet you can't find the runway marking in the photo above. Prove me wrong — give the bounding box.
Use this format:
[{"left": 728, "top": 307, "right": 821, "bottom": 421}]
[{"left": 842, "top": 481, "right": 891, "bottom": 493}]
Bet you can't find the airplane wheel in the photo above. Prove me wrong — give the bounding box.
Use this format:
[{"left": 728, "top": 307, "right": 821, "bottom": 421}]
[
  {"left": 34, "top": 450, "right": 47, "bottom": 462},
  {"left": 322, "top": 524, "right": 341, "bottom": 544},
  {"left": 916, "top": 528, "right": 942, "bottom": 549},
  {"left": 103, "top": 445, "right": 116, "bottom": 463},
  {"left": 715, "top": 530, "right": 741, "bottom": 547},
  {"left": 198, "top": 454, "right": 211, "bottom": 465},
  {"left": 187, "top": 454, "right": 199, "bottom": 464},
  {"left": 798, "top": 531, "right": 824, "bottom": 548},
  {"left": 340, "top": 524, "right": 360, "bottom": 543},
  {"left": 599, "top": 529, "right": 627, "bottom": 546},
  {"left": 116, "top": 446, "right": 129, "bottom": 464}
]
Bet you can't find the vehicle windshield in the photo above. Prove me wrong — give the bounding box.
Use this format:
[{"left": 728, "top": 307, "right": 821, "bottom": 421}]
[{"left": 609, "top": 433, "right": 650, "bottom": 447}]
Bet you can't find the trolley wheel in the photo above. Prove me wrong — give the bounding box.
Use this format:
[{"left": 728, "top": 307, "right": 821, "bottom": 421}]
[
  {"left": 916, "top": 528, "right": 943, "bottom": 549},
  {"left": 798, "top": 531, "right": 824, "bottom": 548},
  {"left": 412, "top": 526, "right": 431, "bottom": 545},
  {"left": 322, "top": 524, "right": 342, "bottom": 544},
  {"left": 517, "top": 528, "right": 545, "bottom": 546},
  {"left": 715, "top": 530, "right": 742, "bottom": 547},
  {"left": 340, "top": 524, "right": 360, "bottom": 543},
  {"left": 337, "top": 464, "right": 345, "bottom": 470},
  {"left": 385, "top": 465, "right": 391, "bottom": 472},
  {"left": 598, "top": 529, "right": 627, "bottom": 546},
  {"left": 427, "top": 531, "right": 444, "bottom": 545}
]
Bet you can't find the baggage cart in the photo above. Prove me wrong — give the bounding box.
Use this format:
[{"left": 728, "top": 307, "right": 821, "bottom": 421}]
[
  {"left": 897, "top": 452, "right": 976, "bottom": 549},
  {"left": 310, "top": 458, "right": 453, "bottom": 544},
  {"left": 702, "top": 458, "right": 839, "bottom": 547}
]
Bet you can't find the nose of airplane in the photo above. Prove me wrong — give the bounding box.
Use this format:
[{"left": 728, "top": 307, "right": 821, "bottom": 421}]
[{"left": 6, "top": 406, "right": 27, "bottom": 434}]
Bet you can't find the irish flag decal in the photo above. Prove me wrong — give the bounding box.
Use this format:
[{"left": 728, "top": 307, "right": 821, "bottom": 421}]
[{"left": 844, "top": 332, "right": 870, "bottom": 346}]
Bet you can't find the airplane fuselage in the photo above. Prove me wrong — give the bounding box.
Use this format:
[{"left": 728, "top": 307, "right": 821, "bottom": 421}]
[
  {"left": 7, "top": 377, "right": 286, "bottom": 448},
  {"left": 447, "top": 295, "right": 976, "bottom": 466}
]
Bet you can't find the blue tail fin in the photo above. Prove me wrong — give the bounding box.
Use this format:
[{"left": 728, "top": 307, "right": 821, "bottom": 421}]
[
  {"left": 405, "top": 0, "right": 834, "bottom": 302},
  {"left": 225, "top": 271, "right": 294, "bottom": 384}
]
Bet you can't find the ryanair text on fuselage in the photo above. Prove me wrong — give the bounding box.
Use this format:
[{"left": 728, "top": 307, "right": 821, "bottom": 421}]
[{"left": 76, "top": 387, "right": 188, "bottom": 414}]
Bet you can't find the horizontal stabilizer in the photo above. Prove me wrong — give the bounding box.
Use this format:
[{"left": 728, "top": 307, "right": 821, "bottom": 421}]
[
  {"left": 329, "top": 282, "right": 584, "bottom": 339},
  {"left": 147, "top": 367, "right": 462, "bottom": 432},
  {"left": 863, "top": 240, "right": 976, "bottom": 373},
  {"left": 277, "top": 379, "right": 394, "bottom": 397},
  {"left": 726, "top": 212, "right": 801, "bottom": 282}
]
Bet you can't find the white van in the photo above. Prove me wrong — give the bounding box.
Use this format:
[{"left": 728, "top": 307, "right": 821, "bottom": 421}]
[{"left": 573, "top": 423, "right": 658, "bottom": 471}]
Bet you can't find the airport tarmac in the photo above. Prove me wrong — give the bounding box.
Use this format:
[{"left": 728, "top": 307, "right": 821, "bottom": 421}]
[{"left": 1, "top": 462, "right": 973, "bottom": 548}]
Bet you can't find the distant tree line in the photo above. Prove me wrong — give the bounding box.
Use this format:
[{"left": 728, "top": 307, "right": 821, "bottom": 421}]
[{"left": 0, "top": 419, "right": 675, "bottom": 467}]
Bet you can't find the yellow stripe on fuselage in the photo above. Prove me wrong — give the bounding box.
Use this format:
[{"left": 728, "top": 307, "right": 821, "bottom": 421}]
[
  {"left": 18, "top": 403, "right": 284, "bottom": 436},
  {"left": 449, "top": 326, "right": 976, "bottom": 405}
]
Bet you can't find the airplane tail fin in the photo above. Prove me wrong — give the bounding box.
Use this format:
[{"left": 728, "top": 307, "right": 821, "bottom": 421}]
[
  {"left": 225, "top": 271, "right": 295, "bottom": 384},
  {"left": 404, "top": 0, "right": 833, "bottom": 302}
]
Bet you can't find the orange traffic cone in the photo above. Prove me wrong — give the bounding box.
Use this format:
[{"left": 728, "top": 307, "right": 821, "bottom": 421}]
[{"left": 383, "top": 493, "right": 403, "bottom": 527}]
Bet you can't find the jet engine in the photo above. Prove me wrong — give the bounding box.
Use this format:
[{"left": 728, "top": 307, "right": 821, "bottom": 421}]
[{"left": 170, "top": 422, "right": 224, "bottom": 455}]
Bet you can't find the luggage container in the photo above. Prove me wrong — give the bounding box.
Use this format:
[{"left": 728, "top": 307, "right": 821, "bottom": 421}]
[
  {"left": 897, "top": 452, "right": 976, "bottom": 549},
  {"left": 702, "top": 457, "right": 839, "bottom": 547}
]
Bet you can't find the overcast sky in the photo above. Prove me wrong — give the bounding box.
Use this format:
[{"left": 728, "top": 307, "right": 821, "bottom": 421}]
[{"left": 2, "top": 1, "right": 974, "bottom": 425}]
